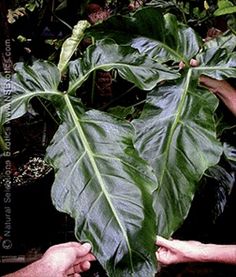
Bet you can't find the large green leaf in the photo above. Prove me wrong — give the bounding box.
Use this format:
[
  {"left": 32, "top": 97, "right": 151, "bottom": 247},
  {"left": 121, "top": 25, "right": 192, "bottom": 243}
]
[
  {"left": 131, "top": 13, "right": 201, "bottom": 64},
  {"left": 86, "top": 7, "right": 166, "bottom": 44},
  {"left": 214, "top": 0, "right": 236, "bottom": 16},
  {"left": 1, "top": 7, "right": 235, "bottom": 274},
  {"left": 204, "top": 32, "right": 236, "bottom": 52},
  {"left": 46, "top": 95, "right": 158, "bottom": 276},
  {"left": 0, "top": 61, "right": 61, "bottom": 124},
  {"left": 134, "top": 73, "right": 223, "bottom": 237},
  {"left": 87, "top": 7, "right": 202, "bottom": 64},
  {"left": 68, "top": 39, "right": 179, "bottom": 94},
  {"left": 0, "top": 54, "right": 163, "bottom": 275},
  {"left": 195, "top": 48, "right": 236, "bottom": 79}
]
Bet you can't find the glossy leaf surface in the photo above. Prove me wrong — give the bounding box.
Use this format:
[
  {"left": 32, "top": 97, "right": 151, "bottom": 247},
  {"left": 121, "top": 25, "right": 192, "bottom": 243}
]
[
  {"left": 47, "top": 97, "right": 158, "bottom": 276},
  {"left": 0, "top": 49, "right": 166, "bottom": 276},
  {"left": 204, "top": 32, "right": 236, "bottom": 52},
  {"left": 0, "top": 61, "right": 61, "bottom": 124},
  {"left": 68, "top": 39, "right": 179, "bottom": 94},
  {"left": 134, "top": 73, "right": 223, "bottom": 237},
  {"left": 196, "top": 48, "right": 236, "bottom": 79},
  {"left": 87, "top": 7, "right": 201, "bottom": 64},
  {"left": 1, "top": 6, "right": 236, "bottom": 275}
]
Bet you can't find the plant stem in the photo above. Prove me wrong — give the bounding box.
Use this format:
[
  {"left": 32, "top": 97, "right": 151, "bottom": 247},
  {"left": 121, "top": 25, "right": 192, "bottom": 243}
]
[
  {"left": 36, "top": 97, "right": 60, "bottom": 126},
  {"left": 91, "top": 37, "right": 96, "bottom": 106},
  {"left": 174, "top": 0, "right": 187, "bottom": 24},
  {"left": 101, "top": 85, "right": 136, "bottom": 110},
  {"left": 52, "top": 13, "right": 73, "bottom": 30}
]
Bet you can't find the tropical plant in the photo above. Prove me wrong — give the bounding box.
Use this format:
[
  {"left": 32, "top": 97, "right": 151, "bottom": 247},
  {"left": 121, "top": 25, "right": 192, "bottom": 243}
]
[
  {"left": 147, "top": 0, "right": 236, "bottom": 33},
  {"left": 1, "top": 5, "right": 236, "bottom": 277}
]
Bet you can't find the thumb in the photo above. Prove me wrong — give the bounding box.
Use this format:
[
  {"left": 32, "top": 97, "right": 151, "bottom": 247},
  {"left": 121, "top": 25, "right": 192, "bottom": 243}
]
[
  {"left": 75, "top": 243, "right": 92, "bottom": 257},
  {"left": 156, "top": 236, "right": 174, "bottom": 249}
]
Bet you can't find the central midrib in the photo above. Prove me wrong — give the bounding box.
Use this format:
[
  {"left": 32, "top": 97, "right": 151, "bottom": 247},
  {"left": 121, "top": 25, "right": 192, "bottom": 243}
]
[
  {"left": 158, "top": 69, "right": 192, "bottom": 186},
  {"left": 64, "top": 94, "right": 134, "bottom": 272}
]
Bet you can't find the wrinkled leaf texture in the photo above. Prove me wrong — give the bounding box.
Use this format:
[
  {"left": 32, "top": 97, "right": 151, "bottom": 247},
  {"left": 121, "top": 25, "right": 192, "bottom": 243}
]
[
  {"left": 68, "top": 39, "right": 179, "bottom": 94},
  {"left": 0, "top": 38, "right": 178, "bottom": 276},
  {"left": 88, "top": 6, "right": 236, "bottom": 238},
  {"left": 134, "top": 45, "right": 236, "bottom": 237},
  {"left": 204, "top": 31, "right": 236, "bottom": 52},
  {"left": 134, "top": 76, "right": 222, "bottom": 237},
  {"left": 87, "top": 7, "right": 202, "bottom": 64},
  {"left": 1, "top": 7, "right": 236, "bottom": 276},
  {"left": 0, "top": 61, "right": 61, "bottom": 124},
  {"left": 0, "top": 62, "right": 159, "bottom": 275},
  {"left": 47, "top": 99, "right": 158, "bottom": 276}
]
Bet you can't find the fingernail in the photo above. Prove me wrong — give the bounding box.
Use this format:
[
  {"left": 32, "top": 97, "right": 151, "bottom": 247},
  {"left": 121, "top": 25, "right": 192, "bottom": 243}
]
[{"left": 82, "top": 242, "right": 92, "bottom": 251}]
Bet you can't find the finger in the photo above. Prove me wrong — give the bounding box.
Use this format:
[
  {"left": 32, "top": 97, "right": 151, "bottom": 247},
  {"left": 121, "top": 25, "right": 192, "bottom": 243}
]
[
  {"left": 179, "top": 61, "right": 185, "bottom": 70},
  {"left": 66, "top": 253, "right": 96, "bottom": 275},
  {"left": 67, "top": 272, "right": 81, "bottom": 277},
  {"left": 155, "top": 248, "right": 169, "bottom": 265},
  {"left": 67, "top": 261, "right": 91, "bottom": 275},
  {"left": 66, "top": 254, "right": 95, "bottom": 275},
  {"left": 74, "top": 243, "right": 92, "bottom": 258},
  {"left": 87, "top": 253, "right": 96, "bottom": 261},
  {"left": 60, "top": 242, "right": 92, "bottom": 259},
  {"left": 49, "top": 242, "right": 92, "bottom": 259},
  {"left": 199, "top": 74, "right": 213, "bottom": 84},
  {"left": 66, "top": 273, "right": 81, "bottom": 277},
  {"left": 156, "top": 236, "right": 175, "bottom": 248},
  {"left": 155, "top": 248, "right": 162, "bottom": 261},
  {"left": 46, "top": 241, "right": 82, "bottom": 251},
  {"left": 79, "top": 260, "right": 91, "bottom": 272},
  {"left": 190, "top": 59, "right": 199, "bottom": 67},
  {"left": 74, "top": 253, "right": 96, "bottom": 264},
  {"left": 48, "top": 242, "right": 93, "bottom": 255},
  {"left": 199, "top": 75, "right": 220, "bottom": 88}
]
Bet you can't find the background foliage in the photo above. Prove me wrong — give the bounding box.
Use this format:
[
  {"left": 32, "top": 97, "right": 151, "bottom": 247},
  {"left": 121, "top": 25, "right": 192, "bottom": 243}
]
[{"left": 0, "top": 0, "right": 236, "bottom": 276}]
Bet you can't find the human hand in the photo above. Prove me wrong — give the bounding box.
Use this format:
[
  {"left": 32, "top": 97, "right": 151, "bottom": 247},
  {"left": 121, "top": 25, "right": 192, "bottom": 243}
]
[
  {"left": 3, "top": 242, "right": 96, "bottom": 277},
  {"left": 155, "top": 236, "right": 206, "bottom": 265},
  {"left": 199, "top": 75, "right": 236, "bottom": 116},
  {"left": 179, "top": 59, "right": 236, "bottom": 116},
  {"left": 39, "top": 242, "right": 96, "bottom": 277}
]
